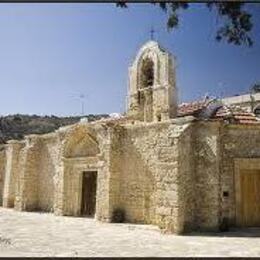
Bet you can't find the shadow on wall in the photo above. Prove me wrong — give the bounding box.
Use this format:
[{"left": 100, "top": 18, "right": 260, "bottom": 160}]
[
  {"left": 192, "top": 125, "right": 220, "bottom": 232},
  {"left": 35, "top": 142, "right": 56, "bottom": 213}
]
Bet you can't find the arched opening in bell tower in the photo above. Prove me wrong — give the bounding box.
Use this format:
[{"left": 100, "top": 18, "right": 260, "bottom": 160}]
[
  {"left": 127, "top": 41, "right": 177, "bottom": 121},
  {"left": 140, "top": 58, "right": 154, "bottom": 89},
  {"left": 136, "top": 57, "right": 154, "bottom": 122}
]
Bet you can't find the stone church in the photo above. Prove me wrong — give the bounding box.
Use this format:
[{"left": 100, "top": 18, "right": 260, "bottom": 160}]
[{"left": 1, "top": 40, "right": 260, "bottom": 234}]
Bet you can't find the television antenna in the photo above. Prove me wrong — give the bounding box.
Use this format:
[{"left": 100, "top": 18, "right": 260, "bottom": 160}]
[
  {"left": 79, "top": 93, "right": 85, "bottom": 116},
  {"left": 69, "top": 92, "right": 87, "bottom": 116}
]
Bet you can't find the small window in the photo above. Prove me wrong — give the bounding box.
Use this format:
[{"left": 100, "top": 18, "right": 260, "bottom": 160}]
[{"left": 223, "top": 191, "right": 229, "bottom": 197}]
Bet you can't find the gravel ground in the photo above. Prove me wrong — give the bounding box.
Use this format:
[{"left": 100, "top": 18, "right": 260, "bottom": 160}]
[{"left": 0, "top": 207, "right": 260, "bottom": 257}]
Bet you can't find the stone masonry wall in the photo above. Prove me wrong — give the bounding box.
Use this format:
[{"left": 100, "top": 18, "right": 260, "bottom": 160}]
[
  {"left": 192, "top": 122, "right": 221, "bottom": 231},
  {"left": 4, "top": 116, "right": 260, "bottom": 233},
  {"left": 16, "top": 136, "right": 42, "bottom": 211},
  {"left": 3, "top": 141, "right": 25, "bottom": 208},
  {"left": 220, "top": 124, "right": 260, "bottom": 227},
  {"left": 108, "top": 117, "right": 194, "bottom": 233},
  {"left": 37, "top": 135, "right": 61, "bottom": 212},
  {"left": 178, "top": 123, "right": 196, "bottom": 232},
  {"left": 14, "top": 134, "right": 61, "bottom": 212},
  {"left": 96, "top": 125, "right": 115, "bottom": 222},
  {"left": 190, "top": 122, "right": 260, "bottom": 231}
]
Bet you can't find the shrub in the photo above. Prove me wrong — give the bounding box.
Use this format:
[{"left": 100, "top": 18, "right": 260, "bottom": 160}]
[
  {"left": 112, "top": 208, "right": 125, "bottom": 223},
  {"left": 219, "top": 217, "right": 229, "bottom": 232}
]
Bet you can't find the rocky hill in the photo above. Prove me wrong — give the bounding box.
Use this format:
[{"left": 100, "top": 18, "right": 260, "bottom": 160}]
[{"left": 0, "top": 114, "right": 108, "bottom": 144}]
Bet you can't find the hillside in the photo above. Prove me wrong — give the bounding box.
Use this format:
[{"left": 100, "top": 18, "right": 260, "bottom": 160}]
[{"left": 0, "top": 114, "right": 109, "bottom": 144}]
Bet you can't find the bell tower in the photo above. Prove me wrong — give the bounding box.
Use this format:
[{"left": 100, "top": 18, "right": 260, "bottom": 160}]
[{"left": 127, "top": 41, "right": 177, "bottom": 122}]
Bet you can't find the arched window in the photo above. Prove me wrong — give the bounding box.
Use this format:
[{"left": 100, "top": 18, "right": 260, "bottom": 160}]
[{"left": 140, "top": 58, "right": 154, "bottom": 88}]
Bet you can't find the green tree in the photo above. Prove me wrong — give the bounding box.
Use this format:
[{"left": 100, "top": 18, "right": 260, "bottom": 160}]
[
  {"left": 116, "top": 2, "right": 254, "bottom": 47},
  {"left": 251, "top": 82, "right": 260, "bottom": 93}
]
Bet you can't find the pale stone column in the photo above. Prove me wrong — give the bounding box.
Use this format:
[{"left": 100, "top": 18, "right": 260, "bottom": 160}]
[
  {"left": 96, "top": 127, "right": 115, "bottom": 222},
  {"left": 53, "top": 160, "right": 65, "bottom": 216},
  {"left": 15, "top": 136, "right": 41, "bottom": 211},
  {"left": 0, "top": 146, "right": 6, "bottom": 206},
  {"left": 3, "top": 141, "right": 24, "bottom": 208}
]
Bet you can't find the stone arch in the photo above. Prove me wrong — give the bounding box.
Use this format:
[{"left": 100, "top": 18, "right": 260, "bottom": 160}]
[
  {"left": 136, "top": 48, "right": 161, "bottom": 90},
  {"left": 140, "top": 57, "right": 154, "bottom": 89},
  {"left": 63, "top": 126, "right": 100, "bottom": 158},
  {"left": 127, "top": 40, "right": 177, "bottom": 121}
]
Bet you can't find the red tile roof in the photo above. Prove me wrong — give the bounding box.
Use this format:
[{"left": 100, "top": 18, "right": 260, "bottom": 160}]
[
  {"left": 177, "top": 99, "right": 210, "bottom": 117},
  {"left": 214, "top": 105, "right": 258, "bottom": 124},
  {"left": 177, "top": 99, "right": 259, "bottom": 125}
]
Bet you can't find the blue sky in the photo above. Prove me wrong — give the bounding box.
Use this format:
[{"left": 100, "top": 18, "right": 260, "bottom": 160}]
[{"left": 0, "top": 3, "right": 259, "bottom": 116}]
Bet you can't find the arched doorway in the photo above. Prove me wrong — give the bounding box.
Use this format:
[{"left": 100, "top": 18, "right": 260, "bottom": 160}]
[
  {"left": 137, "top": 57, "right": 154, "bottom": 122},
  {"left": 62, "top": 126, "right": 100, "bottom": 217}
]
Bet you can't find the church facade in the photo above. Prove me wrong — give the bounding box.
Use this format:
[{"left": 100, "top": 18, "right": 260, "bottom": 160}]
[{"left": 1, "top": 41, "right": 260, "bottom": 234}]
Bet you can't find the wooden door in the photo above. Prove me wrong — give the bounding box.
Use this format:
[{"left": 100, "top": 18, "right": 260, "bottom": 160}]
[
  {"left": 239, "top": 170, "right": 260, "bottom": 226},
  {"left": 81, "top": 171, "right": 97, "bottom": 217}
]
